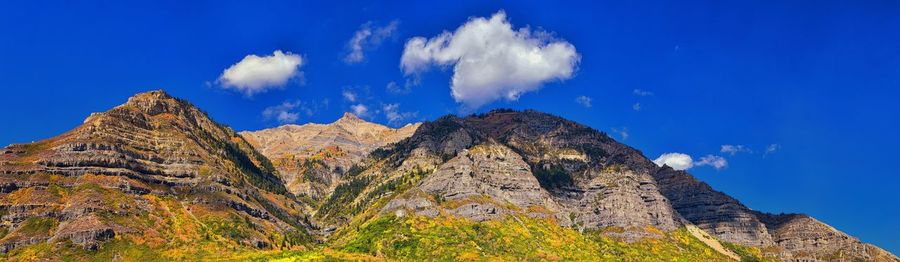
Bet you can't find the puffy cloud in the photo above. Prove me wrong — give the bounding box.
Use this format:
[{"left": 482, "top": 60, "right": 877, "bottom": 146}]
[
  {"left": 695, "top": 155, "right": 728, "bottom": 170},
  {"left": 219, "top": 50, "right": 303, "bottom": 96},
  {"left": 633, "top": 89, "right": 654, "bottom": 96},
  {"left": 383, "top": 103, "right": 417, "bottom": 125},
  {"left": 401, "top": 11, "right": 580, "bottom": 110},
  {"left": 575, "top": 96, "right": 592, "bottom": 108},
  {"left": 653, "top": 153, "right": 693, "bottom": 170},
  {"left": 350, "top": 104, "right": 369, "bottom": 118},
  {"left": 262, "top": 99, "right": 329, "bottom": 124},
  {"left": 655, "top": 152, "right": 731, "bottom": 171},
  {"left": 345, "top": 20, "right": 399, "bottom": 64},
  {"left": 720, "top": 144, "right": 752, "bottom": 155},
  {"left": 632, "top": 102, "right": 642, "bottom": 111}
]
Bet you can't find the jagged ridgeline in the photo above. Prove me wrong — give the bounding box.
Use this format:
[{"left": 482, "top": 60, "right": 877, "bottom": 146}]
[
  {"left": 0, "top": 91, "right": 315, "bottom": 260},
  {"left": 304, "top": 110, "right": 897, "bottom": 261},
  {"left": 0, "top": 91, "right": 897, "bottom": 261}
]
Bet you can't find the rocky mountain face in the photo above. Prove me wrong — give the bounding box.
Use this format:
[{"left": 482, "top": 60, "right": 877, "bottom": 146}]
[
  {"left": 320, "top": 109, "right": 898, "bottom": 261},
  {"left": 0, "top": 91, "right": 313, "bottom": 258},
  {"left": 240, "top": 113, "right": 419, "bottom": 202}
]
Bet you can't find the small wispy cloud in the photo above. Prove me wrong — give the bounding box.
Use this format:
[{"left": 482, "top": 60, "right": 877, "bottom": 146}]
[
  {"left": 632, "top": 102, "right": 641, "bottom": 111},
  {"left": 576, "top": 96, "right": 592, "bottom": 108},
  {"left": 342, "top": 90, "right": 357, "bottom": 102},
  {"left": 611, "top": 127, "right": 629, "bottom": 140},
  {"left": 695, "top": 155, "right": 728, "bottom": 170},
  {"left": 263, "top": 101, "right": 300, "bottom": 123},
  {"left": 633, "top": 89, "right": 654, "bottom": 97},
  {"left": 383, "top": 103, "right": 418, "bottom": 125},
  {"left": 764, "top": 143, "right": 781, "bottom": 157},
  {"left": 720, "top": 144, "right": 752, "bottom": 155},
  {"left": 262, "top": 99, "right": 329, "bottom": 124},
  {"left": 345, "top": 20, "right": 399, "bottom": 64},
  {"left": 386, "top": 78, "right": 419, "bottom": 95},
  {"left": 350, "top": 104, "right": 370, "bottom": 118}
]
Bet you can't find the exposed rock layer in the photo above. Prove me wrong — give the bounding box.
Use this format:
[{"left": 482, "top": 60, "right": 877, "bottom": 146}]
[
  {"left": 341, "top": 109, "right": 896, "bottom": 261},
  {"left": 0, "top": 90, "right": 312, "bottom": 254}
]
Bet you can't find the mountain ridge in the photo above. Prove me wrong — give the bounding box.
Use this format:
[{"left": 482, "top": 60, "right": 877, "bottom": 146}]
[
  {"left": 0, "top": 90, "right": 894, "bottom": 261},
  {"left": 313, "top": 108, "right": 897, "bottom": 261}
]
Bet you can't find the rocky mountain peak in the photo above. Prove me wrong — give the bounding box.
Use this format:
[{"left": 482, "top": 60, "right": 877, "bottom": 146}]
[
  {"left": 0, "top": 91, "right": 313, "bottom": 256},
  {"left": 336, "top": 112, "right": 363, "bottom": 123},
  {"left": 121, "top": 89, "right": 187, "bottom": 115},
  {"left": 240, "top": 113, "right": 421, "bottom": 201}
]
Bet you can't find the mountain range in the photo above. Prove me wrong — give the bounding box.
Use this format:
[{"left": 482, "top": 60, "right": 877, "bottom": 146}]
[{"left": 0, "top": 90, "right": 895, "bottom": 261}]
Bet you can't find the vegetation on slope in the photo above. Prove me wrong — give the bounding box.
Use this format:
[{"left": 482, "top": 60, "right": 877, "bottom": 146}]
[
  {"left": 0, "top": 175, "right": 313, "bottom": 261},
  {"left": 258, "top": 213, "right": 772, "bottom": 261}
]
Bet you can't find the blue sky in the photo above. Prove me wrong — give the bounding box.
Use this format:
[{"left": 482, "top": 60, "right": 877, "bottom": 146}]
[{"left": 2, "top": 0, "right": 899, "bottom": 253}]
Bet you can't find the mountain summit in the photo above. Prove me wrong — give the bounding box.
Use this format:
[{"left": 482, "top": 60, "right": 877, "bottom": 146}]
[
  {"left": 240, "top": 113, "right": 419, "bottom": 203},
  {"left": 0, "top": 90, "right": 313, "bottom": 259}
]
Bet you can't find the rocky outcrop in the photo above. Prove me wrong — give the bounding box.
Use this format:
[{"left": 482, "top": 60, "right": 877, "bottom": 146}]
[
  {"left": 758, "top": 213, "right": 899, "bottom": 261},
  {"left": 51, "top": 214, "right": 115, "bottom": 250},
  {"left": 416, "top": 143, "right": 558, "bottom": 221},
  {"left": 652, "top": 167, "right": 774, "bottom": 247}
]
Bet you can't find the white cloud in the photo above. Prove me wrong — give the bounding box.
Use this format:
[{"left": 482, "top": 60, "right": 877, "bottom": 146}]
[
  {"left": 632, "top": 102, "right": 642, "bottom": 111},
  {"left": 342, "top": 90, "right": 357, "bottom": 102},
  {"left": 655, "top": 152, "right": 733, "bottom": 171},
  {"left": 400, "top": 11, "right": 580, "bottom": 110},
  {"left": 720, "top": 144, "right": 752, "bottom": 155},
  {"left": 383, "top": 103, "right": 417, "bottom": 125},
  {"left": 386, "top": 79, "right": 416, "bottom": 94},
  {"left": 575, "top": 96, "right": 592, "bottom": 108},
  {"left": 351, "top": 104, "right": 369, "bottom": 118},
  {"left": 695, "top": 155, "right": 728, "bottom": 170},
  {"left": 612, "top": 127, "right": 629, "bottom": 141},
  {"left": 262, "top": 99, "right": 329, "bottom": 124},
  {"left": 764, "top": 143, "right": 780, "bottom": 157},
  {"left": 653, "top": 153, "right": 693, "bottom": 170},
  {"left": 345, "top": 20, "right": 399, "bottom": 64},
  {"left": 219, "top": 50, "right": 303, "bottom": 96},
  {"left": 633, "top": 89, "right": 654, "bottom": 96},
  {"left": 263, "top": 101, "right": 301, "bottom": 124}
]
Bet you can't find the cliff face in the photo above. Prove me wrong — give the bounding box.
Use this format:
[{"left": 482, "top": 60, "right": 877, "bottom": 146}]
[
  {"left": 0, "top": 91, "right": 313, "bottom": 256},
  {"left": 757, "top": 213, "right": 899, "bottom": 261},
  {"left": 323, "top": 109, "right": 897, "bottom": 261},
  {"left": 240, "top": 113, "right": 419, "bottom": 202},
  {"left": 651, "top": 168, "right": 774, "bottom": 247}
]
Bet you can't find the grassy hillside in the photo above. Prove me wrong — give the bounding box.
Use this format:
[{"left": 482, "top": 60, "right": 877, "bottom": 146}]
[{"left": 251, "top": 213, "right": 773, "bottom": 261}]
